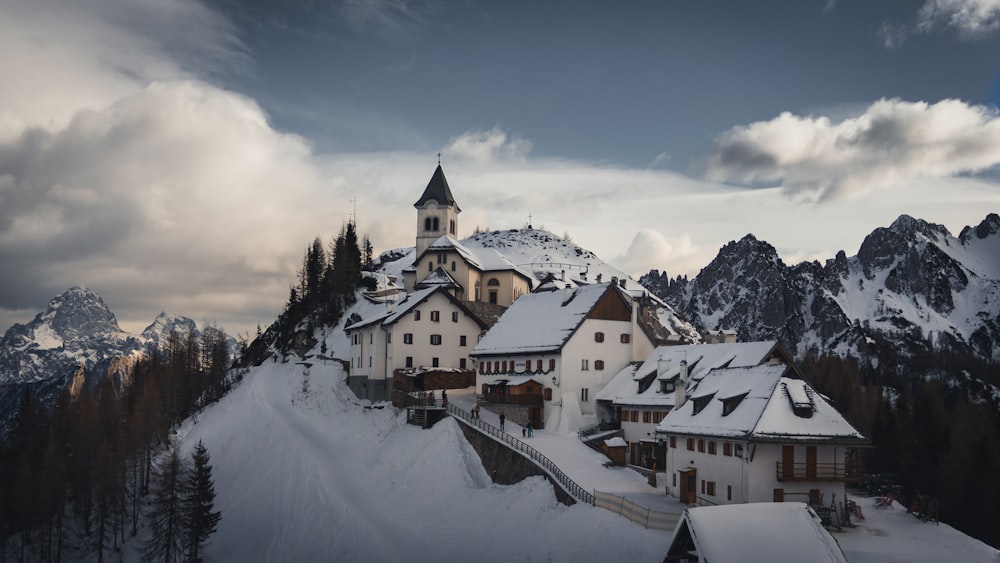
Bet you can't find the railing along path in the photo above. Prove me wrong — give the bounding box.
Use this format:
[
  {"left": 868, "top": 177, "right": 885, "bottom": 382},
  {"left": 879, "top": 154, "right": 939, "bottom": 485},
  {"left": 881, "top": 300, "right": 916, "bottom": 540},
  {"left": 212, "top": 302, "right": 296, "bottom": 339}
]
[{"left": 445, "top": 402, "right": 595, "bottom": 506}]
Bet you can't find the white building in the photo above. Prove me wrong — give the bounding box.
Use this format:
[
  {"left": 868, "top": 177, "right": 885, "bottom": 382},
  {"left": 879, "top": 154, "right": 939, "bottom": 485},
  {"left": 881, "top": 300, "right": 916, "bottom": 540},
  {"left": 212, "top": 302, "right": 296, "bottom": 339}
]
[
  {"left": 664, "top": 502, "right": 847, "bottom": 563},
  {"left": 595, "top": 340, "right": 793, "bottom": 469},
  {"left": 345, "top": 286, "right": 489, "bottom": 401},
  {"left": 470, "top": 282, "right": 660, "bottom": 429},
  {"left": 656, "top": 363, "right": 867, "bottom": 507}
]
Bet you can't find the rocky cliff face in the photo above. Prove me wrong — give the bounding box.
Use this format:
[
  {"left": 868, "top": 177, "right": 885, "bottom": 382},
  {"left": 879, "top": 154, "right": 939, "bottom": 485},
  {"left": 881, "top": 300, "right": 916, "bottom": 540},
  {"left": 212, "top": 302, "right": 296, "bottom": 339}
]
[{"left": 641, "top": 213, "right": 1000, "bottom": 367}]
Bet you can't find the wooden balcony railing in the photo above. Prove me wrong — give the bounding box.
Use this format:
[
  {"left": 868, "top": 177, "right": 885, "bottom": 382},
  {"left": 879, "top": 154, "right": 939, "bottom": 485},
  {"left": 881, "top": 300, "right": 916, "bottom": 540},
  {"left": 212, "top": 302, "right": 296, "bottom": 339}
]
[
  {"left": 775, "top": 461, "right": 847, "bottom": 482},
  {"left": 479, "top": 392, "right": 543, "bottom": 406}
]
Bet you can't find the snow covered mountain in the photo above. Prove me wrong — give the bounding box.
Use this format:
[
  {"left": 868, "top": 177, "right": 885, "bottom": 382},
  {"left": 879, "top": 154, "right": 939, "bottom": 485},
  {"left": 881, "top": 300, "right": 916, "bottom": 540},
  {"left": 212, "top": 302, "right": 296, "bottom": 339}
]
[
  {"left": 0, "top": 288, "right": 232, "bottom": 430},
  {"left": 641, "top": 213, "right": 1000, "bottom": 371}
]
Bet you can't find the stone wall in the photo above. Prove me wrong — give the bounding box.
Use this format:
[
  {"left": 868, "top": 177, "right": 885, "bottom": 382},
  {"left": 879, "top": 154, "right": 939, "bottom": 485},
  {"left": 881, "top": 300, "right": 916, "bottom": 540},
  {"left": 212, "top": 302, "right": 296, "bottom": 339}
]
[{"left": 456, "top": 421, "right": 576, "bottom": 506}]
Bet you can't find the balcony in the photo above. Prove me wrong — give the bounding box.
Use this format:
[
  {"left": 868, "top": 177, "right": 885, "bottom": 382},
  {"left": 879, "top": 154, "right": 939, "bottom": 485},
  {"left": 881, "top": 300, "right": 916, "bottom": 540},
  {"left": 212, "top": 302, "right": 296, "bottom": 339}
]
[
  {"left": 775, "top": 461, "right": 848, "bottom": 483},
  {"left": 479, "top": 391, "right": 543, "bottom": 406}
]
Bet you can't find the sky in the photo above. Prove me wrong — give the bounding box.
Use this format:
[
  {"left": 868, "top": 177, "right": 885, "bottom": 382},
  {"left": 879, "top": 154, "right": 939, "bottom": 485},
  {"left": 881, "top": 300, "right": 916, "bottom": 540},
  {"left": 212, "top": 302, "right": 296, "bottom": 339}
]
[{"left": 1, "top": 0, "right": 1000, "bottom": 337}]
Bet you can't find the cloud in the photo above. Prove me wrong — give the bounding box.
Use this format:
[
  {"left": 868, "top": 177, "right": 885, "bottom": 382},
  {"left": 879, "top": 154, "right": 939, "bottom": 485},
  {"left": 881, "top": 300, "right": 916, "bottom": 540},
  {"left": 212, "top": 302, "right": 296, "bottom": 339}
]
[
  {"left": 442, "top": 128, "right": 533, "bottom": 164},
  {"left": 916, "top": 0, "right": 1000, "bottom": 36},
  {"left": 338, "top": 0, "right": 430, "bottom": 39},
  {"left": 615, "top": 230, "right": 703, "bottom": 278},
  {"left": 701, "top": 98, "right": 1000, "bottom": 200}
]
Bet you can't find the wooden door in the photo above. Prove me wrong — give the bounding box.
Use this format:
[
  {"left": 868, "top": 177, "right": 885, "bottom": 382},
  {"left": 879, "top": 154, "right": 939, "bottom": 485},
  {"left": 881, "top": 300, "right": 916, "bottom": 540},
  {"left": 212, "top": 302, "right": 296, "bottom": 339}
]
[
  {"left": 679, "top": 469, "right": 697, "bottom": 504},
  {"left": 782, "top": 445, "right": 794, "bottom": 480},
  {"left": 806, "top": 446, "right": 817, "bottom": 479}
]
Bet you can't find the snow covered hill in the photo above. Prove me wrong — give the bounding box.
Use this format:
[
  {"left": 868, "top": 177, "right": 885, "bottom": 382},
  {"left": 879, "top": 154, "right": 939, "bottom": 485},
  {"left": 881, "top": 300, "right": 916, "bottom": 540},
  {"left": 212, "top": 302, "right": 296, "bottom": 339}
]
[{"left": 176, "top": 358, "right": 671, "bottom": 563}]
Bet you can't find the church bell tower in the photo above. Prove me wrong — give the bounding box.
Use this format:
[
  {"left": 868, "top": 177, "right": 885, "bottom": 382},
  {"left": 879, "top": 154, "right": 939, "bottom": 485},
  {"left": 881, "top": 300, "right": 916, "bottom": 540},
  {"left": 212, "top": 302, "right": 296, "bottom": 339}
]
[{"left": 414, "top": 164, "right": 461, "bottom": 259}]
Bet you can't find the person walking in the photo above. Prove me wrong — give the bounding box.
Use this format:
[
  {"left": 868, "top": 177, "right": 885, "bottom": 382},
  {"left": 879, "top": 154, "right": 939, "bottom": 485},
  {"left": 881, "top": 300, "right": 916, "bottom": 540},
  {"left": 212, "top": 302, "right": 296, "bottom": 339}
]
[
  {"left": 526, "top": 422, "right": 533, "bottom": 438},
  {"left": 442, "top": 389, "right": 448, "bottom": 407},
  {"left": 499, "top": 412, "right": 505, "bottom": 431}
]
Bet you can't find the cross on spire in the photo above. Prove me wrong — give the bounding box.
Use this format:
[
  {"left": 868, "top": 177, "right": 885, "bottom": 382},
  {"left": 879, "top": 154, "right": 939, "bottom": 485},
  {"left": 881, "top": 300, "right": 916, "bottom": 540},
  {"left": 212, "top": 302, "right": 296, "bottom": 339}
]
[{"left": 437, "top": 152, "right": 441, "bottom": 165}]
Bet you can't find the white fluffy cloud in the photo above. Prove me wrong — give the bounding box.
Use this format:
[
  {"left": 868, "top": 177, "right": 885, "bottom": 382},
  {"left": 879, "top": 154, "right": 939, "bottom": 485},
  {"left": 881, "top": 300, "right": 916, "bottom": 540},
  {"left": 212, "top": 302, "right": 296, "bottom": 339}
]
[
  {"left": 442, "top": 128, "right": 533, "bottom": 164},
  {"left": 615, "top": 230, "right": 703, "bottom": 280},
  {"left": 917, "top": 0, "right": 1000, "bottom": 36},
  {"left": 702, "top": 98, "right": 1000, "bottom": 200}
]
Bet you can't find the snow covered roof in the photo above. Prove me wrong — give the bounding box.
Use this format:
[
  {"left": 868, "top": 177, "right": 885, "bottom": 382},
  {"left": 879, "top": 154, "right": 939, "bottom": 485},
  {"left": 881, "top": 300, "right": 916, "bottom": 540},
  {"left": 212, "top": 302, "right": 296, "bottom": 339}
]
[
  {"left": 425, "top": 236, "right": 535, "bottom": 284},
  {"left": 656, "top": 364, "right": 866, "bottom": 443},
  {"left": 471, "top": 283, "right": 617, "bottom": 356},
  {"left": 415, "top": 267, "right": 461, "bottom": 289},
  {"left": 667, "top": 502, "right": 847, "bottom": 563},
  {"left": 595, "top": 341, "right": 787, "bottom": 408},
  {"left": 345, "top": 287, "right": 488, "bottom": 331}
]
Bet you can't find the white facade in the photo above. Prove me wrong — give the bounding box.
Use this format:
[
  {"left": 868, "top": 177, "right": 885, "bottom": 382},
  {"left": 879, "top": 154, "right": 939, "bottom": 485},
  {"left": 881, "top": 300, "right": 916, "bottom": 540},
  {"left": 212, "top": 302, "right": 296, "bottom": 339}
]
[{"left": 346, "top": 288, "right": 485, "bottom": 401}]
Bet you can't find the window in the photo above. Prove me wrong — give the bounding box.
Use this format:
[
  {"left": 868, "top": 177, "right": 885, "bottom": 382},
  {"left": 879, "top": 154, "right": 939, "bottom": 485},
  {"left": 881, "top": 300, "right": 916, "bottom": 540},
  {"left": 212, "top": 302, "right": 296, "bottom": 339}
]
[
  {"left": 487, "top": 278, "right": 500, "bottom": 286},
  {"left": 686, "top": 438, "right": 694, "bottom": 451},
  {"left": 669, "top": 436, "right": 676, "bottom": 448},
  {"left": 549, "top": 359, "right": 556, "bottom": 371},
  {"left": 581, "top": 388, "right": 589, "bottom": 402},
  {"left": 369, "top": 333, "right": 373, "bottom": 344},
  {"left": 430, "top": 310, "right": 440, "bottom": 322},
  {"left": 701, "top": 480, "right": 705, "bottom": 494},
  {"left": 642, "top": 411, "right": 651, "bottom": 423},
  {"left": 735, "top": 444, "right": 744, "bottom": 458},
  {"left": 451, "top": 261, "right": 456, "bottom": 271},
  {"left": 620, "top": 333, "right": 630, "bottom": 344},
  {"left": 452, "top": 311, "right": 459, "bottom": 322},
  {"left": 672, "top": 473, "right": 677, "bottom": 487},
  {"left": 581, "top": 359, "right": 589, "bottom": 371},
  {"left": 707, "top": 482, "right": 716, "bottom": 496},
  {"left": 460, "top": 358, "right": 467, "bottom": 369},
  {"left": 460, "top": 335, "right": 467, "bottom": 346},
  {"left": 414, "top": 310, "right": 421, "bottom": 321},
  {"left": 432, "top": 357, "right": 439, "bottom": 367},
  {"left": 652, "top": 411, "right": 663, "bottom": 424},
  {"left": 430, "top": 334, "right": 442, "bottom": 345},
  {"left": 405, "top": 356, "right": 413, "bottom": 368},
  {"left": 432, "top": 217, "right": 439, "bottom": 231},
  {"left": 403, "top": 333, "right": 413, "bottom": 345},
  {"left": 728, "top": 485, "right": 732, "bottom": 501},
  {"left": 368, "top": 357, "right": 372, "bottom": 367},
  {"left": 450, "top": 219, "right": 456, "bottom": 235},
  {"left": 723, "top": 442, "right": 732, "bottom": 456},
  {"left": 595, "top": 332, "right": 605, "bottom": 343},
  {"left": 437, "top": 253, "right": 445, "bottom": 264},
  {"left": 536, "top": 359, "right": 543, "bottom": 371},
  {"left": 428, "top": 262, "right": 432, "bottom": 272},
  {"left": 708, "top": 442, "right": 717, "bottom": 455},
  {"left": 544, "top": 388, "right": 552, "bottom": 401},
  {"left": 697, "top": 439, "right": 705, "bottom": 453},
  {"left": 594, "top": 360, "right": 605, "bottom": 370},
  {"left": 659, "top": 380, "right": 675, "bottom": 393},
  {"left": 630, "top": 410, "right": 638, "bottom": 422},
  {"left": 424, "top": 218, "right": 432, "bottom": 231}
]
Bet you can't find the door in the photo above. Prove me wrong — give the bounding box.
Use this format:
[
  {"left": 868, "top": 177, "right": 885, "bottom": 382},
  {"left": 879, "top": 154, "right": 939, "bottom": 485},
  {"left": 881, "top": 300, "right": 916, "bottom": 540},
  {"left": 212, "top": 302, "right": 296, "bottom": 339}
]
[
  {"left": 529, "top": 407, "right": 542, "bottom": 430},
  {"left": 806, "top": 446, "right": 817, "bottom": 480},
  {"left": 782, "top": 445, "right": 795, "bottom": 481},
  {"left": 679, "top": 469, "right": 697, "bottom": 504}
]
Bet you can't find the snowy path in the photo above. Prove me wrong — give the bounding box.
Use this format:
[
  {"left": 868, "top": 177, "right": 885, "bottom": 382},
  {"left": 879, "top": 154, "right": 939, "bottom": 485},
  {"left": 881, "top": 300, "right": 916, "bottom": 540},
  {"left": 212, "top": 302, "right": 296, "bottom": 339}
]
[
  {"left": 175, "top": 361, "right": 672, "bottom": 562},
  {"left": 449, "top": 389, "right": 683, "bottom": 515}
]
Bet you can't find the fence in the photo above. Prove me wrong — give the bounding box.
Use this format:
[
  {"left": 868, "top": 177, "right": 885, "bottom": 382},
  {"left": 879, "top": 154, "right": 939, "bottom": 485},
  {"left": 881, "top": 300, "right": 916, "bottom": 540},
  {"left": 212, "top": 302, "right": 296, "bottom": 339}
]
[
  {"left": 446, "top": 403, "right": 594, "bottom": 506},
  {"left": 593, "top": 491, "right": 681, "bottom": 531}
]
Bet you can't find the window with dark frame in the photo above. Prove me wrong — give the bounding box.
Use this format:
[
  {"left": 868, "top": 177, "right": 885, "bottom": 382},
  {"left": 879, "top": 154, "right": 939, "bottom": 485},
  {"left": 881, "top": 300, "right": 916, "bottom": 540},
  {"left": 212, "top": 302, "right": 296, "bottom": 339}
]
[
  {"left": 595, "top": 332, "right": 605, "bottom": 342},
  {"left": 414, "top": 310, "right": 421, "bottom": 321},
  {"left": 460, "top": 335, "right": 467, "bottom": 346},
  {"left": 620, "top": 333, "right": 630, "bottom": 344},
  {"left": 697, "top": 439, "right": 705, "bottom": 453},
  {"left": 669, "top": 436, "right": 676, "bottom": 448},
  {"left": 430, "top": 334, "right": 442, "bottom": 345},
  {"left": 708, "top": 441, "right": 717, "bottom": 455},
  {"left": 452, "top": 311, "right": 459, "bottom": 322},
  {"left": 403, "top": 333, "right": 413, "bottom": 345},
  {"left": 687, "top": 438, "right": 694, "bottom": 451},
  {"left": 723, "top": 442, "right": 732, "bottom": 456},
  {"left": 430, "top": 310, "right": 440, "bottom": 322},
  {"left": 594, "top": 360, "right": 605, "bottom": 370},
  {"left": 405, "top": 356, "right": 413, "bottom": 368}
]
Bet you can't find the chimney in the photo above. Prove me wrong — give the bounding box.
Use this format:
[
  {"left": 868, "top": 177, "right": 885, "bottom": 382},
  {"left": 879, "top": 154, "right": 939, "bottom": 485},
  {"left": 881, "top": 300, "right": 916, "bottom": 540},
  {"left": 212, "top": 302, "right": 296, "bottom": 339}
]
[{"left": 675, "top": 359, "right": 688, "bottom": 407}]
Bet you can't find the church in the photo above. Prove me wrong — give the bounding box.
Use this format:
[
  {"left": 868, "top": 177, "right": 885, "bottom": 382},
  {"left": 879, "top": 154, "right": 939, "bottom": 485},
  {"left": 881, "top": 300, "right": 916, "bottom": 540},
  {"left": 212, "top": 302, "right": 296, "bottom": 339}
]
[{"left": 345, "top": 165, "right": 533, "bottom": 401}]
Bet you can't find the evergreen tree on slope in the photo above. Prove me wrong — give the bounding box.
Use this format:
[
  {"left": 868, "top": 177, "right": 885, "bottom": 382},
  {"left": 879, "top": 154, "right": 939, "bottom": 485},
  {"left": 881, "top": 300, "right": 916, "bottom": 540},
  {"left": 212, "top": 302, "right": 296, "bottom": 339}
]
[
  {"left": 183, "top": 440, "right": 221, "bottom": 562},
  {"left": 143, "top": 448, "right": 186, "bottom": 563}
]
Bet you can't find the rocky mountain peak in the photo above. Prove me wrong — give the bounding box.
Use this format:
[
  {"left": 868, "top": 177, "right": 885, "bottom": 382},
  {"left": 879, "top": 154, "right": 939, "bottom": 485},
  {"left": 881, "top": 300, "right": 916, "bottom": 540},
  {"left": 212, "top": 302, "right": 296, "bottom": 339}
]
[
  {"left": 959, "top": 212, "right": 1000, "bottom": 243},
  {"left": 38, "top": 286, "right": 123, "bottom": 342},
  {"left": 141, "top": 312, "right": 198, "bottom": 347}
]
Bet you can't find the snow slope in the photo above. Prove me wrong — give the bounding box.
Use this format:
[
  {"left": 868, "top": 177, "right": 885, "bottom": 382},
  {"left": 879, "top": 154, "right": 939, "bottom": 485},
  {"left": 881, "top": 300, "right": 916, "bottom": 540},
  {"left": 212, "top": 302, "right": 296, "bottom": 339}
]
[{"left": 176, "top": 359, "right": 671, "bottom": 563}]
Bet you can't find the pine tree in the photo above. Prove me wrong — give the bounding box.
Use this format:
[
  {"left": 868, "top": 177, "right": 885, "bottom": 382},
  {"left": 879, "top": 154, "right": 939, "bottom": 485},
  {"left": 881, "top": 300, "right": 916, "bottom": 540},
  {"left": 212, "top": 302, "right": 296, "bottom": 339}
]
[
  {"left": 183, "top": 440, "right": 221, "bottom": 563},
  {"left": 143, "top": 448, "right": 186, "bottom": 563}
]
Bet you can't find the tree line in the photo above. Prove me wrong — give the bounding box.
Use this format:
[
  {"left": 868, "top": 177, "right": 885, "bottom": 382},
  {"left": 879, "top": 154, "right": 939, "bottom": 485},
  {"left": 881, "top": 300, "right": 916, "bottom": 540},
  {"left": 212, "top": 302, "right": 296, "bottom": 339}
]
[
  {"left": 240, "top": 221, "right": 371, "bottom": 365},
  {"left": 0, "top": 327, "right": 229, "bottom": 562},
  {"left": 804, "top": 342, "right": 1000, "bottom": 549}
]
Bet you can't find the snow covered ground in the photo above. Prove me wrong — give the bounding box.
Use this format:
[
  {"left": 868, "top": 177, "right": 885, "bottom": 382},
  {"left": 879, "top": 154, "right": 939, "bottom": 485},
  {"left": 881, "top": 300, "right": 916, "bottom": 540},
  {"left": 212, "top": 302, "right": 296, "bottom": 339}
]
[
  {"left": 171, "top": 357, "right": 999, "bottom": 562},
  {"left": 175, "top": 359, "right": 671, "bottom": 562}
]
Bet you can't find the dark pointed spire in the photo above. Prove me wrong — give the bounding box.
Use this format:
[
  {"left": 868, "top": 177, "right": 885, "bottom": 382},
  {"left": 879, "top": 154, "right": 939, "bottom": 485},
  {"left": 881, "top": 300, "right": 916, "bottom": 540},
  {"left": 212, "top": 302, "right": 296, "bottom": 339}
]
[{"left": 413, "top": 164, "right": 461, "bottom": 211}]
